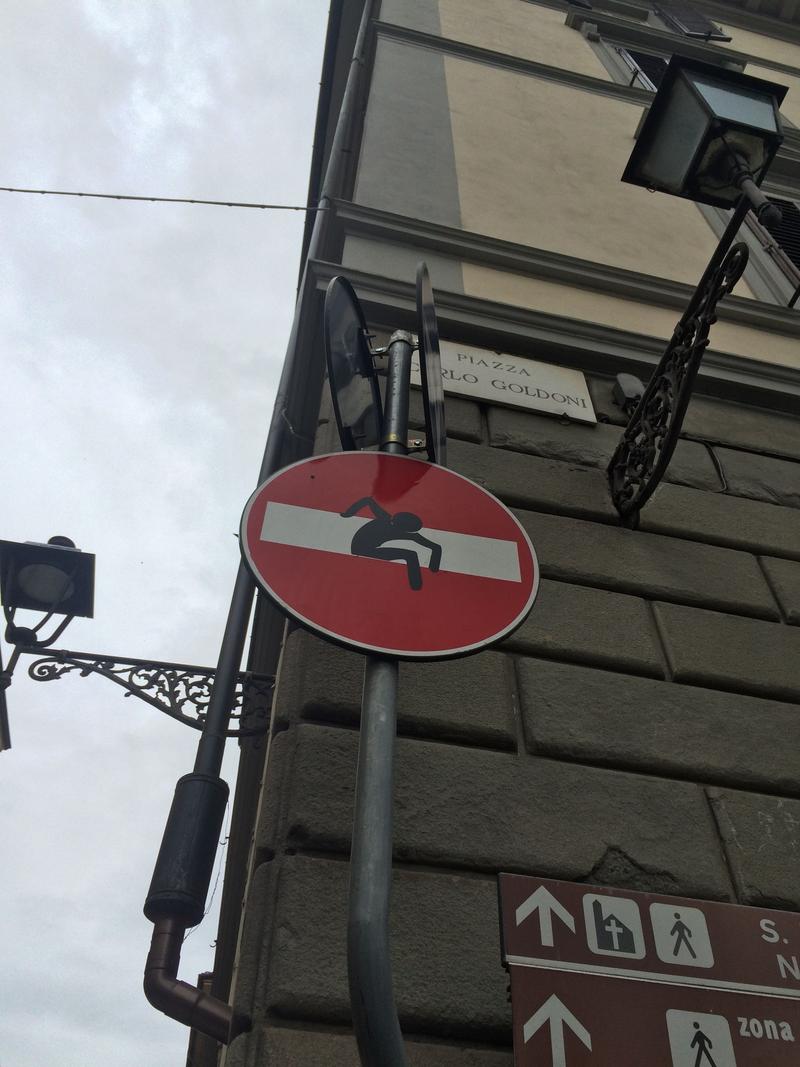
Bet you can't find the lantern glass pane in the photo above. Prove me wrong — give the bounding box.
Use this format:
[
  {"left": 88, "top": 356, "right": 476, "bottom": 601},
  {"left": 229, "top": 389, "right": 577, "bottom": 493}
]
[
  {"left": 689, "top": 74, "right": 778, "bottom": 133},
  {"left": 16, "top": 563, "right": 75, "bottom": 607},
  {"left": 636, "top": 76, "right": 709, "bottom": 194}
]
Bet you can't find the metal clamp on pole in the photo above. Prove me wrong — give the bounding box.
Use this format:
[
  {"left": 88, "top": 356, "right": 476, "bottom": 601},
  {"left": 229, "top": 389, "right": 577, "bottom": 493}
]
[{"left": 347, "top": 329, "right": 412, "bottom": 1067}]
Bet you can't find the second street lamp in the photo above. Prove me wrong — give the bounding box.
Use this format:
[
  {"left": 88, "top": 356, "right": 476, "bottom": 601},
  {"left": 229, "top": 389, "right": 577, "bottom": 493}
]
[
  {"left": 0, "top": 535, "right": 272, "bottom": 750},
  {"left": 610, "top": 56, "right": 788, "bottom": 526}
]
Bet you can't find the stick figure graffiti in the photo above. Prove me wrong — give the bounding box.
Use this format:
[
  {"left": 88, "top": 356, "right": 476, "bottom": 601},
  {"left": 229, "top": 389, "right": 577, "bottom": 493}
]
[
  {"left": 691, "top": 1021, "right": 719, "bottom": 1067},
  {"left": 671, "top": 913, "right": 698, "bottom": 959},
  {"left": 340, "top": 497, "right": 442, "bottom": 590}
]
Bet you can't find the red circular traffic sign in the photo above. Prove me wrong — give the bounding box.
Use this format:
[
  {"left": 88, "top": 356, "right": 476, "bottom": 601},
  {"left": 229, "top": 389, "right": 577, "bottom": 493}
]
[{"left": 240, "top": 452, "right": 539, "bottom": 659}]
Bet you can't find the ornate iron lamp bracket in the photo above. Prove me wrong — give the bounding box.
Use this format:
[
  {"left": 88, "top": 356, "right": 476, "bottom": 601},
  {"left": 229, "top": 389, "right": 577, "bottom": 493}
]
[
  {"left": 608, "top": 241, "right": 749, "bottom": 527},
  {"left": 21, "top": 647, "right": 273, "bottom": 736}
]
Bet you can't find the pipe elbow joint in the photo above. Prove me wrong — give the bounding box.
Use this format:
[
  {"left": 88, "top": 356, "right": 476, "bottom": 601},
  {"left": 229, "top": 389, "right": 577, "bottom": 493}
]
[{"left": 144, "top": 918, "right": 249, "bottom": 1045}]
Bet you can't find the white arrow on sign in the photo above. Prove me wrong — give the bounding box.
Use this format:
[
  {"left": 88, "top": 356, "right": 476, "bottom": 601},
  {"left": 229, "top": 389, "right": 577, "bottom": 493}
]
[
  {"left": 515, "top": 886, "right": 575, "bottom": 947},
  {"left": 523, "top": 994, "right": 592, "bottom": 1067}
]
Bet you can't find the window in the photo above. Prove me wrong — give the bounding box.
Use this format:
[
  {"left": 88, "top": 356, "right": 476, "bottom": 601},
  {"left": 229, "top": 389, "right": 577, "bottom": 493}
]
[
  {"left": 616, "top": 47, "right": 669, "bottom": 90},
  {"left": 745, "top": 196, "right": 800, "bottom": 306},
  {"left": 655, "top": 2, "right": 732, "bottom": 42}
]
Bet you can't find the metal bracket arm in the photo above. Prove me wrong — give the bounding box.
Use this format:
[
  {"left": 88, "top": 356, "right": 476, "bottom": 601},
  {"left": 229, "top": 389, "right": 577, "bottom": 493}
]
[
  {"left": 608, "top": 241, "right": 749, "bottom": 526},
  {"left": 20, "top": 647, "right": 273, "bottom": 736}
]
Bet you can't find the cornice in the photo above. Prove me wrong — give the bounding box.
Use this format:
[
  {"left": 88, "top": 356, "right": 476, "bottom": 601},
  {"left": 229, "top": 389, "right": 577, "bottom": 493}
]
[
  {"left": 308, "top": 257, "right": 800, "bottom": 412},
  {"left": 377, "top": 16, "right": 800, "bottom": 116},
  {"left": 374, "top": 21, "right": 653, "bottom": 105},
  {"left": 523, "top": 0, "right": 800, "bottom": 47},
  {"left": 332, "top": 199, "right": 800, "bottom": 340}
]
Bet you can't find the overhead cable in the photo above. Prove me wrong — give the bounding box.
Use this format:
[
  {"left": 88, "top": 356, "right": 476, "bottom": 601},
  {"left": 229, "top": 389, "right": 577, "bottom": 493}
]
[{"left": 0, "top": 185, "right": 321, "bottom": 211}]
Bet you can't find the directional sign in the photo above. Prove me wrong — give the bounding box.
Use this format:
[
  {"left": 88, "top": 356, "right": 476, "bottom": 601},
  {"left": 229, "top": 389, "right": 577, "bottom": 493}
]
[
  {"left": 510, "top": 968, "right": 800, "bottom": 1066},
  {"left": 240, "top": 452, "right": 539, "bottom": 659},
  {"left": 499, "top": 874, "right": 800, "bottom": 1066}
]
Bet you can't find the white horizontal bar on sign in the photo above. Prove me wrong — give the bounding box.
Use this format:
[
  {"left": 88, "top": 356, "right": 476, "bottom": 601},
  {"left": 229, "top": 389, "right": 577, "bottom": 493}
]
[
  {"left": 505, "top": 955, "right": 800, "bottom": 1001},
  {"left": 259, "top": 502, "right": 521, "bottom": 582}
]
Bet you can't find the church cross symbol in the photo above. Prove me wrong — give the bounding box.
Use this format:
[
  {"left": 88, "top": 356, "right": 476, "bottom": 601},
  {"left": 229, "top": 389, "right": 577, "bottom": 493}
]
[
  {"left": 583, "top": 894, "right": 646, "bottom": 959},
  {"left": 340, "top": 497, "right": 442, "bottom": 591}
]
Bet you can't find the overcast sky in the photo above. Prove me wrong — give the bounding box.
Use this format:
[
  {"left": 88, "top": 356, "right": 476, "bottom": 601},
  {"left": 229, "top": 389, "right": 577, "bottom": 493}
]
[{"left": 1, "top": 3, "right": 329, "bottom": 1064}]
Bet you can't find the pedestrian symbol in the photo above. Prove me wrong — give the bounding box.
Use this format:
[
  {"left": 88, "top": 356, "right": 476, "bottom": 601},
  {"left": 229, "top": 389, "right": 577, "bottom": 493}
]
[
  {"left": 651, "top": 904, "right": 715, "bottom": 969},
  {"left": 341, "top": 496, "right": 442, "bottom": 591},
  {"left": 666, "top": 1010, "right": 736, "bottom": 1067},
  {"left": 583, "top": 894, "right": 645, "bottom": 959}
]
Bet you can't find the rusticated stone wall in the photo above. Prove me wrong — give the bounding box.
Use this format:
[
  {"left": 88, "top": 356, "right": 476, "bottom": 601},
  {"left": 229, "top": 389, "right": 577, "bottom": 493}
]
[{"left": 225, "top": 372, "right": 800, "bottom": 1065}]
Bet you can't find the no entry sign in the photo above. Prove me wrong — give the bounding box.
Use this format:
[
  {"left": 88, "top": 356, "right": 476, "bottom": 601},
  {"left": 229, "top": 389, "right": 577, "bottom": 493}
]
[
  {"left": 499, "top": 874, "right": 800, "bottom": 1066},
  {"left": 240, "top": 452, "right": 538, "bottom": 658}
]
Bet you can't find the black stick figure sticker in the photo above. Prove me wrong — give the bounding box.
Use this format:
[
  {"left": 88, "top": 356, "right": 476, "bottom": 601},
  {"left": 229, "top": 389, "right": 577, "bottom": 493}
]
[{"left": 341, "top": 496, "right": 442, "bottom": 590}]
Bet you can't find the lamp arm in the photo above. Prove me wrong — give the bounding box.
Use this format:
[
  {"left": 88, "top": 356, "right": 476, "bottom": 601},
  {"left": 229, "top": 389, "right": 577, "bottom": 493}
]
[
  {"left": 608, "top": 216, "right": 750, "bottom": 525},
  {"left": 20, "top": 647, "right": 272, "bottom": 737}
]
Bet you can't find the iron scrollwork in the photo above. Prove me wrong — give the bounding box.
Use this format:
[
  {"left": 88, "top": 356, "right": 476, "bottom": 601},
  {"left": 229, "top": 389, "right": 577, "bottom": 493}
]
[
  {"left": 608, "top": 242, "right": 749, "bottom": 526},
  {"left": 25, "top": 649, "right": 273, "bottom": 736}
]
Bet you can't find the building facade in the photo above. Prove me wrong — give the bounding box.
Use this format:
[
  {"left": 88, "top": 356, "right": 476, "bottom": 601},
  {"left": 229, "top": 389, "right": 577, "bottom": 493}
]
[{"left": 207, "top": 1, "right": 800, "bottom": 1063}]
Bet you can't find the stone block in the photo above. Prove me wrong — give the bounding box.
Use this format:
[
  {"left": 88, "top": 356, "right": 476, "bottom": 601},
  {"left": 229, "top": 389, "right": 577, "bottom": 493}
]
[
  {"left": 487, "top": 406, "right": 721, "bottom": 492},
  {"left": 587, "top": 377, "right": 800, "bottom": 462},
  {"left": 683, "top": 395, "right": 800, "bottom": 462},
  {"left": 761, "top": 557, "right": 800, "bottom": 624},
  {"left": 714, "top": 448, "right": 800, "bottom": 509},
  {"left": 265, "top": 855, "right": 510, "bottom": 1039},
  {"left": 515, "top": 509, "right": 778, "bottom": 619},
  {"left": 655, "top": 602, "right": 800, "bottom": 702},
  {"left": 446, "top": 438, "right": 617, "bottom": 523},
  {"left": 506, "top": 579, "right": 663, "bottom": 677},
  {"left": 273, "top": 629, "right": 516, "bottom": 749},
  {"left": 708, "top": 789, "right": 800, "bottom": 908},
  {"left": 262, "top": 724, "right": 733, "bottom": 900},
  {"left": 518, "top": 657, "right": 800, "bottom": 794},
  {"left": 409, "top": 386, "right": 483, "bottom": 443},
  {"left": 641, "top": 483, "right": 800, "bottom": 561},
  {"left": 235, "top": 1026, "right": 512, "bottom": 1066}
]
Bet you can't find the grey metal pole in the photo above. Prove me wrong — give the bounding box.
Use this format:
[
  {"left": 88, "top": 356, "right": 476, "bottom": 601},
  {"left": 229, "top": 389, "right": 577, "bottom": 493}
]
[{"left": 348, "top": 330, "right": 413, "bottom": 1067}]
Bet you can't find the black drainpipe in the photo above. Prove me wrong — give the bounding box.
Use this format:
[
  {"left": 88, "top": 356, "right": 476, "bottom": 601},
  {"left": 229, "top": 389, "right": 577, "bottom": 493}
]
[{"left": 142, "top": 0, "right": 377, "bottom": 1043}]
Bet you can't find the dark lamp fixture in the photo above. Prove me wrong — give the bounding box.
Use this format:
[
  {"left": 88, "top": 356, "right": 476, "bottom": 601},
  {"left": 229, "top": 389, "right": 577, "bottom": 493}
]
[
  {"left": 0, "top": 537, "right": 95, "bottom": 618},
  {"left": 623, "top": 57, "right": 786, "bottom": 222}
]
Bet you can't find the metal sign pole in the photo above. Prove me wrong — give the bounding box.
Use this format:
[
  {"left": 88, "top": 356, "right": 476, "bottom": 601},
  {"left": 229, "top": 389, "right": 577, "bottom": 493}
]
[{"left": 347, "top": 329, "right": 413, "bottom": 1067}]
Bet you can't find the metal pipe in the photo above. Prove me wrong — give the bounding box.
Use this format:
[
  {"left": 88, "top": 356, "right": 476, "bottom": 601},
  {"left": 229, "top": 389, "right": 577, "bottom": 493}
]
[
  {"left": 143, "top": 0, "right": 378, "bottom": 1043},
  {"left": 348, "top": 329, "right": 413, "bottom": 1067},
  {"left": 144, "top": 918, "right": 249, "bottom": 1045}
]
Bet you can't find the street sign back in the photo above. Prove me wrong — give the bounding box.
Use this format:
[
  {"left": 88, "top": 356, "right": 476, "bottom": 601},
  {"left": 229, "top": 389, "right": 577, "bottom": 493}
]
[
  {"left": 240, "top": 452, "right": 538, "bottom": 659},
  {"left": 499, "top": 874, "right": 800, "bottom": 1066},
  {"left": 324, "top": 276, "right": 383, "bottom": 451},
  {"left": 415, "top": 261, "right": 447, "bottom": 466}
]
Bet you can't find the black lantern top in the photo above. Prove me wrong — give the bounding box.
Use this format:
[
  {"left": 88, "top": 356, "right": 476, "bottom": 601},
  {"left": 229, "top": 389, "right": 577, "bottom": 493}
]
[
  {"left": 623, "top": 56, "right": 787, "bottom": 210},
  {"left": 0, "top": 537, "right": 95, "bottom": 618}
]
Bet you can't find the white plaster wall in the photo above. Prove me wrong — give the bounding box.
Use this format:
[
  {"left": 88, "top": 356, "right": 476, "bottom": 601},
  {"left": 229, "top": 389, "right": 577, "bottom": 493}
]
[{"left": 444, "top": 58, "right": 740, "bottom": 287}]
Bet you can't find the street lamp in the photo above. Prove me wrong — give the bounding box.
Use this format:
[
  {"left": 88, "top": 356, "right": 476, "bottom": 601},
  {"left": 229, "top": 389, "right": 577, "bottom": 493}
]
[
  {"left": 0, "top": 535, "right": 271, "bottom": 751},
  {"left": 0, "top": 536, "right": 94, "bottom": 750},
  {"left": 609, "top": 57, "right": 788, "bottom": 525},
  {"left": 623, "top": 57, "right": 786, "bottom": 224}
]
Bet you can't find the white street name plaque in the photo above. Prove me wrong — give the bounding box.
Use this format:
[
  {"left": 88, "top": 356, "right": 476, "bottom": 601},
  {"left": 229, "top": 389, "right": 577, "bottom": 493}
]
[{"left": 410, "top": 340, "right": 596, "bottom": 424}]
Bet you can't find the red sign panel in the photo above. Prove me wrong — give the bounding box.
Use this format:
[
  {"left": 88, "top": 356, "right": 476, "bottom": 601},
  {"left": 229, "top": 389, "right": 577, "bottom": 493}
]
[
  {"left": 240, "top": 452, "right": 538, "bottom": 658},
  {"left": 499, "top": 875, "right": 800, "bottom": 1067}
]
